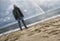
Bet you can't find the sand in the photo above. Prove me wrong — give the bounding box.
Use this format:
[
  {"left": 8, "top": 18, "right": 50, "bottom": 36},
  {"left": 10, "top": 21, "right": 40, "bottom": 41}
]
[{"left": 0, "top": 17, "right": 60, "bottom": 41}]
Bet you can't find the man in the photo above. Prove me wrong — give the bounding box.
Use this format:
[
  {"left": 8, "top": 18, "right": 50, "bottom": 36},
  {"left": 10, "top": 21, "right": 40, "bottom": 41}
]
[{"left": 13, "top": 5, "right": 28, "bottom": 30}]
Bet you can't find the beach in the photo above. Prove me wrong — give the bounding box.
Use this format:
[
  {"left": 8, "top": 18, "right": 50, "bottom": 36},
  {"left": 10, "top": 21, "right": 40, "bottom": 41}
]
[{"left": 0, "top": 16, "right": 60, "bottom": 41}]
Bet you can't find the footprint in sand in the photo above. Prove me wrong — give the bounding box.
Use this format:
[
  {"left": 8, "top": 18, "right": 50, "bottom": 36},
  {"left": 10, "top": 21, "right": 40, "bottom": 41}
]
[
  {"left": 27, "top": 29, "right": 41, "bottom": 36},
  {"left": 42, "top": 35, "right": 49, "bottom": 38},
  {"left": 48, "top": 30, "right": 60, "bottom": 35}
]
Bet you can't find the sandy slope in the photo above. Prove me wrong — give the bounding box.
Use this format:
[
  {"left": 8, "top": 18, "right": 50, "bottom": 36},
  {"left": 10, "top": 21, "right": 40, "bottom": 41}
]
[{"left": 0, "top": 17, "right": 60, "bottom": 41}]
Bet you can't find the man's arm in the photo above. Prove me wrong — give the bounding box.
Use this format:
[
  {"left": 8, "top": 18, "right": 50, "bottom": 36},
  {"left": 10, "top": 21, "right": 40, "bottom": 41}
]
[
  {"left": 17, "top": 8, "right": 24, "bottom": 17},
  {"left": 13, "top": 10, "right": 18, "bottom": 20}
]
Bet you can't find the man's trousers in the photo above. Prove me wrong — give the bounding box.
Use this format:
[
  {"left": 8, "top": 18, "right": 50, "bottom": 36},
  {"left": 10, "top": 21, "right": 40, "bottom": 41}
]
[{"left": 17, "top": 18, "right": 27, "bottom": 30}]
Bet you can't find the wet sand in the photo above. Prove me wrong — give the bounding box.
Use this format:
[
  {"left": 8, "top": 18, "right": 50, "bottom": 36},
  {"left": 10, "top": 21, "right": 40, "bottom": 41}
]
[{"left": 0, "top": 16, "right": 60, "bottom": 41}]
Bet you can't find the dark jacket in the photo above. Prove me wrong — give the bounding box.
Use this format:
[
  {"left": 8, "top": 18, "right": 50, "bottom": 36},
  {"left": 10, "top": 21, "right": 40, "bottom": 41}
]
[{"left": 13, "top": 7, "right": 24, "bottom": 20}]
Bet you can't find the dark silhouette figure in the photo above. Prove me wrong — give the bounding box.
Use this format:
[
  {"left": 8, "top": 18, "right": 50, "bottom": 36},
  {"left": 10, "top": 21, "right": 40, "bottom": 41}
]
[{"left": 13, "top": 5, "right": 28, "bottom": 30}]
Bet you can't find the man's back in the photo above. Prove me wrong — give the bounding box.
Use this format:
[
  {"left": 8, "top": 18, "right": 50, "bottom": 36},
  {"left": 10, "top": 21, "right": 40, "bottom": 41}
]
[
  {"left": 13, "top": 5, "right": 28, "bottom": 30},
  {"left": 13, "top": 6, "right": 24, "bottom": 20}
]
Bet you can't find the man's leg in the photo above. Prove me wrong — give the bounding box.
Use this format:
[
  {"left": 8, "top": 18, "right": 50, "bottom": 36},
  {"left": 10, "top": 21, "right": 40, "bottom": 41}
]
[
  {"left": 21, "top": 19, "right": 28, "bottom": 29},
  {"left": 18, "top": 20, "right": 22, "bottom": 30}
]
